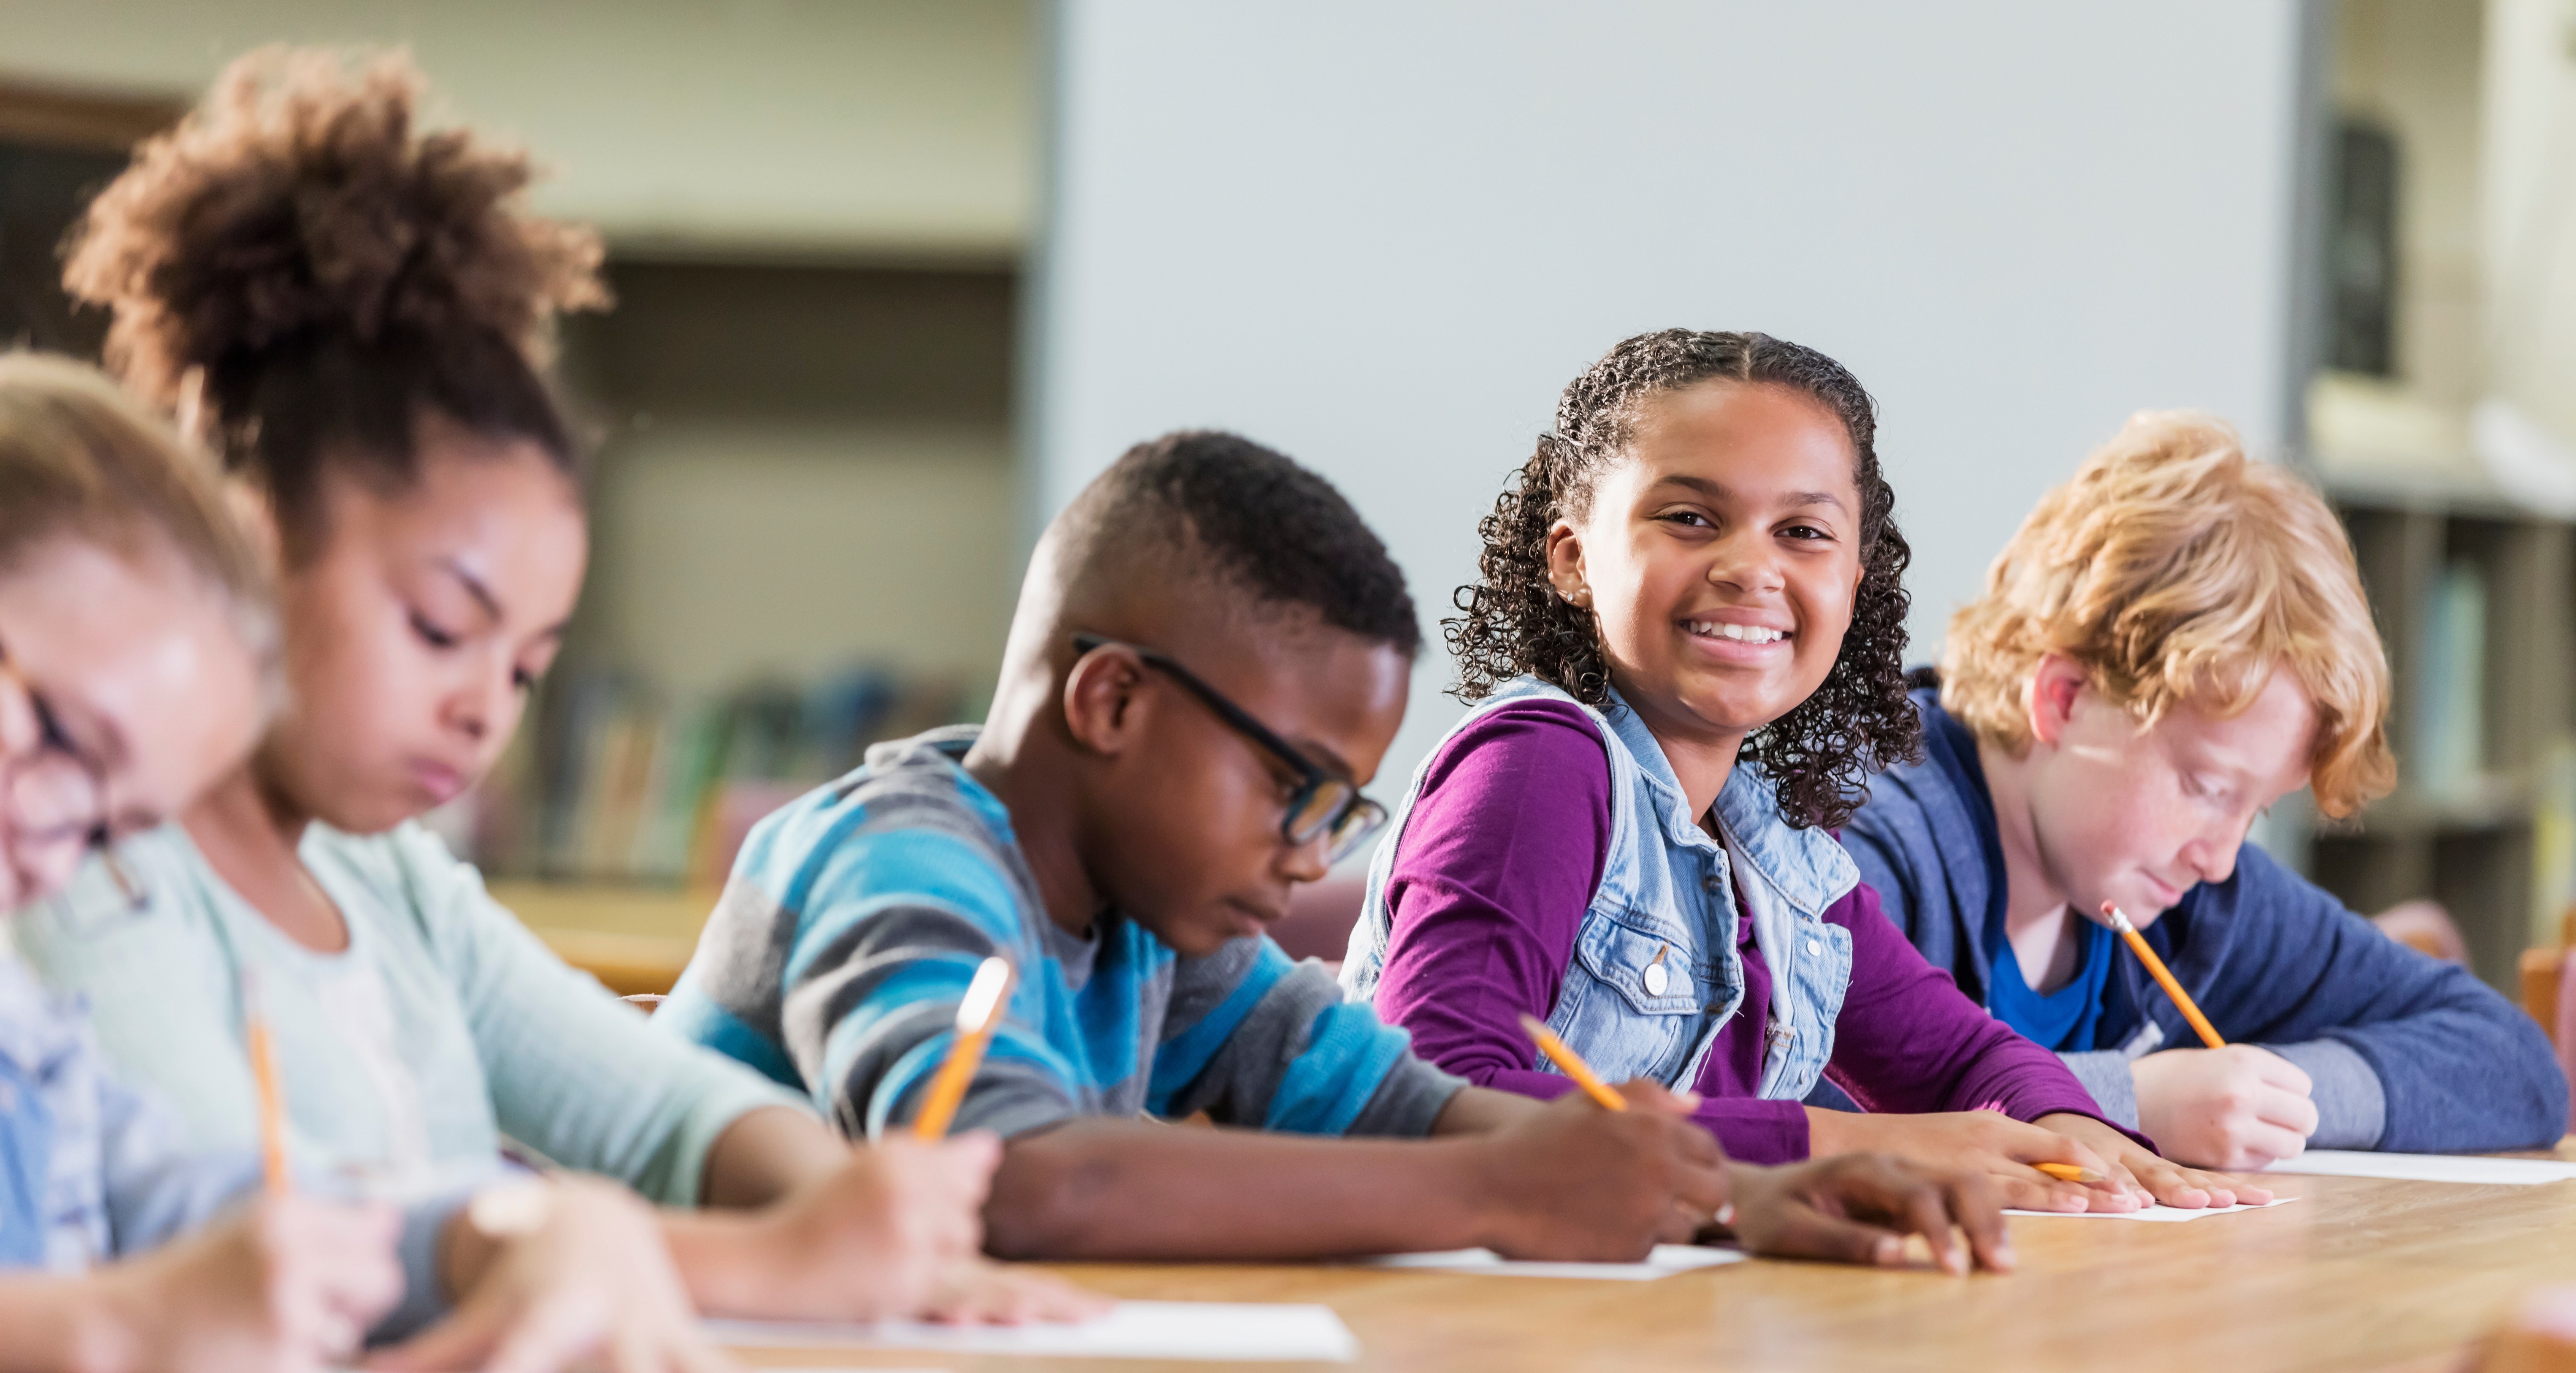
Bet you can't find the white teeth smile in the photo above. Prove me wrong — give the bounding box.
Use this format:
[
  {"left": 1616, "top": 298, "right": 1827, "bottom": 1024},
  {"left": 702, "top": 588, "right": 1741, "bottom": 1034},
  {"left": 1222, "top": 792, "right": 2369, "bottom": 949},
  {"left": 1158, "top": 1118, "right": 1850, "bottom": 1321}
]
[{"left": 1688, "top": 621, "right": 1788, "bottom": 644}]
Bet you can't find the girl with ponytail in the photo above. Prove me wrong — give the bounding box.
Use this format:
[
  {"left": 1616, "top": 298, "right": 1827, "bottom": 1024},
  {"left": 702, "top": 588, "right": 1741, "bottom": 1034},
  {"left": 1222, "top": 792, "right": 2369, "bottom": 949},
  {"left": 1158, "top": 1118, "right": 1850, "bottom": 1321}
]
[{"left": 26, "top": 49, "right": 1093, "bottom": 1364}]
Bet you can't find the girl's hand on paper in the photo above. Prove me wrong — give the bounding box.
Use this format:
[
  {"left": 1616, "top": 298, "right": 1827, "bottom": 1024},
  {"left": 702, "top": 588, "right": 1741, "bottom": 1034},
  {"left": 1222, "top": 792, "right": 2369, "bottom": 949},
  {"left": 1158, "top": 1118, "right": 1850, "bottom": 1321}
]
[
  {"left": 1722, "top": 1154, "right": 2013, "bottom": 1275},
  {"left": 374, "top": 1175, "right": 735, "bottom": 1373},
  {"left": 102, "top": 1194, "right": 403, "bottom": 1373},
  {"left": 2035, "top": 1111, "right": 2270, "bottom": 1210},
  {"left": 1804, "top": 1106, "right": 2126, "bottom": 1213},
  {"left": 2131, "top": 1045, "right": 2318, "bottom": 1169}
]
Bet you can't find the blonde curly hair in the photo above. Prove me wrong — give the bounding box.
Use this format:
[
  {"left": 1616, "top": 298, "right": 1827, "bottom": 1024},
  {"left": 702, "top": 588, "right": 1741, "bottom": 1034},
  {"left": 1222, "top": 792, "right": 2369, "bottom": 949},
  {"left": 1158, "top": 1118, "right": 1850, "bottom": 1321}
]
[{"left": 1939, "top": 411, "right": 2395, "bottom": 818}]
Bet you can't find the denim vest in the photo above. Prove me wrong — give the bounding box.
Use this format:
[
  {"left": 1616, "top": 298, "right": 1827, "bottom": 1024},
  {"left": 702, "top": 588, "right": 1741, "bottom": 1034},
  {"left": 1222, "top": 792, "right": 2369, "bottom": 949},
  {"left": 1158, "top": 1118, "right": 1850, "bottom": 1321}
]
[{"left": 1341, "top": 676, "right": 1858, "bottom": 1101}]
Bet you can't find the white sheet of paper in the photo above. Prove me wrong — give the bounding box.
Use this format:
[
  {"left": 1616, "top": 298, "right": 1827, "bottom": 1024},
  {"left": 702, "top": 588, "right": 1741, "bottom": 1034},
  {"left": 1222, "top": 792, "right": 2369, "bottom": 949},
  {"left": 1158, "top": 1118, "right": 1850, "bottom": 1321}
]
[
  {"left": 1362, "top": 1244, "right": 1750, "bottom": 1280},
  {"left": 2258, "top": 1149, "right": 2576, "bottom": 1185},
  {"left": 705, "top": 1301, "right": 1358, "bottom": 1363},
  {"left": 2004, "top": 1196, "right": 2298, "bottom": 1222}
]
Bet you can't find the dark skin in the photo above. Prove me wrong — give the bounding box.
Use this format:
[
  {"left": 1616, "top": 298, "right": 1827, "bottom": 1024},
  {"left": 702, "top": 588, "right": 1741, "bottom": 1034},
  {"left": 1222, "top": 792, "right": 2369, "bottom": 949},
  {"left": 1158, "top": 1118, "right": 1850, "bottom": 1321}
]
[{"left": 956, "top": 534, "right": 2013, "bottom": 1272}]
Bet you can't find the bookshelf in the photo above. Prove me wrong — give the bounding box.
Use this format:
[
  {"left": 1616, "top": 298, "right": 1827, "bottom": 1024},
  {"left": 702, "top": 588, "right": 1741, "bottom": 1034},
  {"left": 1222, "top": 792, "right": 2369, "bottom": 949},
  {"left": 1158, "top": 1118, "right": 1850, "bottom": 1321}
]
[{"left": 2300, "top": 476, "right": 2575, "bottom": 991}]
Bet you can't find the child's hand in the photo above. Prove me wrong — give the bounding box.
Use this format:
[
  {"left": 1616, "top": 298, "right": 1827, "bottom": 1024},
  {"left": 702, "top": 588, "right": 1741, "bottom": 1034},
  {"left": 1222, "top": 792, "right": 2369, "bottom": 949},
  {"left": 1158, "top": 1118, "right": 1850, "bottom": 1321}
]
[
  {"left": 915, "top": 1258, "right": 1116, "bottom": 1325},
  {"left": 701, "top": 1128, "right": 1010, "bottom": 1319},
  {"left": 372, "top": 1175, "right": 733, "bottom": 1373},
  {"left": 1473, "top": 1079, "right": 1732, "bottom": 1260},
  {"left": 1722, "top": 1154, "right": 2012, "bottom": 1275},
  {"left": 105, "top": 1194, "right": 403, "bottom": 1373},
  {"left": 2130, "top": 1045, "right": 2318, "bottom": 1169},
  {"left": 2035, "top": 1111, "right": 2270, "bottom": 1210},
  {"left": 1804, "top": 1106, "right": 2130, "bottom": 1213}
]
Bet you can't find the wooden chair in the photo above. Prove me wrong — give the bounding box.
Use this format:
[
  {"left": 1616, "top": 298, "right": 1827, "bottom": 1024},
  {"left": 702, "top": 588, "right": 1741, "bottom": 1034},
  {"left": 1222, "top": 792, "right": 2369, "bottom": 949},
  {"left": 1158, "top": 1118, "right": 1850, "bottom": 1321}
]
[
  {"left": 2518, "top": 908, "right": 2576, "bottom": 1040},
  {"left": 2372, "top": 898, "right": 2470, "bottom": 965}
]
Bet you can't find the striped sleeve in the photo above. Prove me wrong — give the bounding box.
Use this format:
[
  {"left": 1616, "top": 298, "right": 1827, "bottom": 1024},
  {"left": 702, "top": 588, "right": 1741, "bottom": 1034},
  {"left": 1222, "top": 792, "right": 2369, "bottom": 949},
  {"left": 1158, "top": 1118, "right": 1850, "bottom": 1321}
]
[
  {"left": 1150, "top": 938, "right": 1464, "bottom": 1136},
  {"left": 774, "top": 811, "right": 1082, "bottom": 1142}
]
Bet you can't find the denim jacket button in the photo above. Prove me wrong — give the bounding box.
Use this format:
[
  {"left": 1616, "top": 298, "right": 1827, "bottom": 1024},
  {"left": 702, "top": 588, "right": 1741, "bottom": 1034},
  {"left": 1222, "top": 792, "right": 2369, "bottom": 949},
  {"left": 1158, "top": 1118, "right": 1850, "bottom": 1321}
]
[
  {"left": 1806, "top": 938, "right": 1823, "bottom": 956},
  {"left": 1643, "top": 962, "right": 1668, "bottom": 996}
]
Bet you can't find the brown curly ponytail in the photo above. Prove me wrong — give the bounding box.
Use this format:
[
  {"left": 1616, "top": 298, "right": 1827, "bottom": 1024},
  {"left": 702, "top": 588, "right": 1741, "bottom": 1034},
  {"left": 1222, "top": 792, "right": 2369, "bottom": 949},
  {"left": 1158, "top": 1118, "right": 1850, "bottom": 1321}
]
[
  {"left": 1446, "top": 329, "right": 1920, "bottom": 830},
  {"left": 62, "top": 46, "right": 608, "bottom": 562}
]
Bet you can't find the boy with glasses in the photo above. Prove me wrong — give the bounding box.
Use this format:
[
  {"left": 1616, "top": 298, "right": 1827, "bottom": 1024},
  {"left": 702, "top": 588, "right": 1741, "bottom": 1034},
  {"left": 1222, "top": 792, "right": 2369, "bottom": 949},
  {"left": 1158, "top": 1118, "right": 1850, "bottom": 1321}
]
[{"left": 659, "top": 430, "right": 2014, "bottom": 1268}]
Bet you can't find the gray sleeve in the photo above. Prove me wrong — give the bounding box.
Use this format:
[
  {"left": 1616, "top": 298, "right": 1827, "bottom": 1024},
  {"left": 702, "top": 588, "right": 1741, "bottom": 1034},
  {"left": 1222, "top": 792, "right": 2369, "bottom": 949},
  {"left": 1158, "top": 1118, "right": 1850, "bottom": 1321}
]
[
  {"left": 1160, "top": 944, "right": 1463, "bottom": 1136},
  {"left": 2057, "top": 1050, "right": 2139, "bottom": 1130},
  {"left": 775, "top": 879, "right": 1078, "bottom": 1143},
  {"left": 2269, "top": 1038, "right": 2387, "bottom": 1150},
  {"left": 1344, "top": 1050, "right": 1468, "bottom": 1138}
]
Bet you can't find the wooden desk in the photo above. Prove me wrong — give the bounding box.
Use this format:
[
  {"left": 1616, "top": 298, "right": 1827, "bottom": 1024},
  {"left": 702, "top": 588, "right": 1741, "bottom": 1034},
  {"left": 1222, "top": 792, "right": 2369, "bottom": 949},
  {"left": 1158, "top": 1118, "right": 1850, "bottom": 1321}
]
[{"left": 729, "top": 1168, "right": 2576, "bottom": 1373}]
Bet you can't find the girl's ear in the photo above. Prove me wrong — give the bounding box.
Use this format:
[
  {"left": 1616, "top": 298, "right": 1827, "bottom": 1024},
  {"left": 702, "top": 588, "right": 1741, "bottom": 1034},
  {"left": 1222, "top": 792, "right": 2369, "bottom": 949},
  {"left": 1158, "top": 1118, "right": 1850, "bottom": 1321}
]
[{"left": 1544, "top": 520, "right": 1592, "bottom": 609}]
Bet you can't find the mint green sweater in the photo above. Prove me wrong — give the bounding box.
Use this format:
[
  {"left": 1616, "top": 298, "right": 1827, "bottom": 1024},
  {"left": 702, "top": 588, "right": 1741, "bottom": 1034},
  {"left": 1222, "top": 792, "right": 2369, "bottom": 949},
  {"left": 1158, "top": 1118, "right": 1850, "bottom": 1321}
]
[{"left": 16, "top": 822, "right": 807, "bottom": 1206}]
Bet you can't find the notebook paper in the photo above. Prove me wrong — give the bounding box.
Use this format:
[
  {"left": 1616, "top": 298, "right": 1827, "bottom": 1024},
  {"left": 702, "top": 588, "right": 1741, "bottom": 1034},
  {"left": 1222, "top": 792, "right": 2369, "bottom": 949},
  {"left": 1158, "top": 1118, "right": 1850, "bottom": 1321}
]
[
  {"left": 2005, "top": 1196, "right": 2298, "bottom": 1222},
  {"left": 1363, "top": 1244, "right": 1750, "bottom": 1280},
  {"left": 705, "top": 1301, "right": 1358, "bottom": 1362},
  {"left": 2259, "top": 1149, "right": 2576, "bottom": 1185}
]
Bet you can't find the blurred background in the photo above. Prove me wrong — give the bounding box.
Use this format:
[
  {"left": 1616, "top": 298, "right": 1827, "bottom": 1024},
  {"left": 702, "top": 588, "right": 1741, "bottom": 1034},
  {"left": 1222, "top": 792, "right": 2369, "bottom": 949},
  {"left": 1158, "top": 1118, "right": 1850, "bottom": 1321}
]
[{"left": 6, "top": 0, "right": 2576, "bottom": 1004}]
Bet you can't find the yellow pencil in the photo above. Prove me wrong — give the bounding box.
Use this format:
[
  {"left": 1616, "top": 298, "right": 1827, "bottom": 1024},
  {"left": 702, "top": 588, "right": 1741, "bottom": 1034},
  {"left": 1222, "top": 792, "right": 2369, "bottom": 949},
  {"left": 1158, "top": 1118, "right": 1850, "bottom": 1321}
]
[
  {"left": 2102, "top": 902, "right": 2227, "bottom": 1050},
  {"left": 913, "top": 956, "right": 1017, "bottom": 1140},
  {"left": 1518, "top": 1014, "right": 1626, "bottom": 1112},
  {"left": 241, "top": 969, "right": 291, "bottom": 1195},
  {"left": 2035, "top": 1163, "right": 2108, "bottom": 1183}
]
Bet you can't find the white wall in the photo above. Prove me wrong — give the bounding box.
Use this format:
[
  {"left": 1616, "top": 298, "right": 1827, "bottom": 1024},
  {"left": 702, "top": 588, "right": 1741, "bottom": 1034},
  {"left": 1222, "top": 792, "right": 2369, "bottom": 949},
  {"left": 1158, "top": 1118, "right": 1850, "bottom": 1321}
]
[
  {"left": 0, "top": 0, "right": 1035, "bottom": 256},
  {"left": 1035, "top": 0, "right": 2315, "bottom": 792}
]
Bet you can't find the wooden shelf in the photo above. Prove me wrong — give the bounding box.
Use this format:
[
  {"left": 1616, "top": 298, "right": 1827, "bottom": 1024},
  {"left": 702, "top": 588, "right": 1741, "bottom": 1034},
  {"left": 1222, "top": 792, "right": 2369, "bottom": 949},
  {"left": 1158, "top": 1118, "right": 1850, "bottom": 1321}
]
[
  {"left": 2306, "top": 495, "right": 2576, "bottom": 990},
  {"left": 486, "top": 880, "right": 714, "bottom": 998}
]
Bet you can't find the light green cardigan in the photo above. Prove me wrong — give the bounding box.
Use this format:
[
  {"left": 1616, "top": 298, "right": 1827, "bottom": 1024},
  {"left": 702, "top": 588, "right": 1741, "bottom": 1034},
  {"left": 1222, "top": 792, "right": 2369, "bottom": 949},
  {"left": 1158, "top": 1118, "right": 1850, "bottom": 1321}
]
[{"left": 18, "top": 822, "right": 808, "bottom": 1206}]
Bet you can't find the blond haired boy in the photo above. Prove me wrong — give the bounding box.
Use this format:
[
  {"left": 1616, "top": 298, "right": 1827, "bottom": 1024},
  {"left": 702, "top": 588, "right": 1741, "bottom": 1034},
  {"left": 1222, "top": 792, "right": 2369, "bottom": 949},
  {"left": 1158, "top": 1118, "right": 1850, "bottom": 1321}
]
[{"left": 1835, "top": 413, "right": 2564, "bottom": 1167}]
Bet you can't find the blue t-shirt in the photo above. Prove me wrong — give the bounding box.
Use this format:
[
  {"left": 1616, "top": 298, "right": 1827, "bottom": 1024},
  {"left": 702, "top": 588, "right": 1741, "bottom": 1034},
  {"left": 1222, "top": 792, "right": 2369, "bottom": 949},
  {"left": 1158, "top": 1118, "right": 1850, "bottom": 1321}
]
[
  {"left": 656, "top": 725, "right": 1465, "bottom": 1141},
  {"left": 1984, "top": 904, "right": 2114, "bottom": 1052}
]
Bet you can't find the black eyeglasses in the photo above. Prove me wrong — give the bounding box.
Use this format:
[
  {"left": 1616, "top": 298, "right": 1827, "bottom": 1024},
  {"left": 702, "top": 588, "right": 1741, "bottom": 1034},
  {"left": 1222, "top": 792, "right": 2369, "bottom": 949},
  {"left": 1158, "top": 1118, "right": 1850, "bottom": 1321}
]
[{"left": 1072, "top": 634, "right": 1390, "bottom": 864}]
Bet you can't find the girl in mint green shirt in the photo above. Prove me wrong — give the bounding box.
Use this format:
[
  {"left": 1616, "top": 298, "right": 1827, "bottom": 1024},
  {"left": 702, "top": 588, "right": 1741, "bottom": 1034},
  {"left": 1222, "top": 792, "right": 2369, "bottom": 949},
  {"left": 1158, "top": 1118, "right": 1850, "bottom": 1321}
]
[{"left": 28, "top": 45, "right": 1090, "bottom": 1340}]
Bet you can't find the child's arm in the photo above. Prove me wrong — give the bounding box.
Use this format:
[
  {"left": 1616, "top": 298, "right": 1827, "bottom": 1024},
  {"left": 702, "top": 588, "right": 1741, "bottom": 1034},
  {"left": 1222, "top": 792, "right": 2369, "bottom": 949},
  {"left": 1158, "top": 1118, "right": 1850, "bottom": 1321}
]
[
  {"left": 654, "top": 1133, "right": 1104, "bottom": 1325},
  {"left": 1812, "top": 883, "right": 2262, "bottom": 1210},
  {"left": 398, "top": 826, "right": 823, "bottom": 1209},
  {"left": 0, "top": 1196, "right": 400, "bottom": 1373},
  {"left": 2136, "top": 847, "right": 2566, "bottom": 1159},
  {"left": 981, "top": 1080, "right": 1730, "bottom": 1261}
]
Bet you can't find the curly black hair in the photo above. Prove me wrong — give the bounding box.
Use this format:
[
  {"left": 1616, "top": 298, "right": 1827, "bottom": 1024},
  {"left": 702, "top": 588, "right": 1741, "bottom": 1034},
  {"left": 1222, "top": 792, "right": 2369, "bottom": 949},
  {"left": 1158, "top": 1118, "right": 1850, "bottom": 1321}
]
[
  {"left": 1087, "top": 430, "right": 1420, "bottom": 655},
  {"left": 63, "top": 46, "right": 608, "bottom": 562},
  {"left": 1446, "top": 329, "right": 1919, "bottom": 829}
]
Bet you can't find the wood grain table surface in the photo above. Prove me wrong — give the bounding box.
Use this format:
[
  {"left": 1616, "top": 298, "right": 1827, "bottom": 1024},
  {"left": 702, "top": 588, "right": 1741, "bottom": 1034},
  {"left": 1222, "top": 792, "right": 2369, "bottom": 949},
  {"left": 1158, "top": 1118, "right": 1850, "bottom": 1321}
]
[{"left": 728, "top": 1161, "right": 2576, "bottom": 1373}]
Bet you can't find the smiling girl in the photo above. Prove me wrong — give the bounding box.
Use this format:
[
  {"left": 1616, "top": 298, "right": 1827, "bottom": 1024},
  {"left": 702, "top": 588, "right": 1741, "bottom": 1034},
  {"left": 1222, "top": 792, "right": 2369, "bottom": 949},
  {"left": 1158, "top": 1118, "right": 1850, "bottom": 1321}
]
[
  {"left": 1343, "top": 329, "right": 2255, "bottom": 1212},
  {"left": 20, "top": 47, "right": 1088, "bottom": 1336}
]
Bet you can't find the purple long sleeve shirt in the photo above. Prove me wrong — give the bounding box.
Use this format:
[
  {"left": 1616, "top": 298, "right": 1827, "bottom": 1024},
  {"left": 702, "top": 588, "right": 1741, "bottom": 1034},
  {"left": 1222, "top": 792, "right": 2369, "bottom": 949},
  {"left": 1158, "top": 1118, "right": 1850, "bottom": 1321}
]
[{"left": 1373, "top": 699, "right": 2116, "bottom": 1164}]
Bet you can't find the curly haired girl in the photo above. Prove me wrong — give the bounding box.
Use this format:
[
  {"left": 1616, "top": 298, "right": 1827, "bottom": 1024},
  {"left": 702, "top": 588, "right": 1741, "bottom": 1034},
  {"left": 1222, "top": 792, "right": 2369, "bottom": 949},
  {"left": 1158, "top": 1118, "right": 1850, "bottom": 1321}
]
[
  {"left": 1343, "top": 329, "right": 2258, "bottom": 1215},
  {"left": 23, "top": 47, "right": 1094, "bottom": 1359}
]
